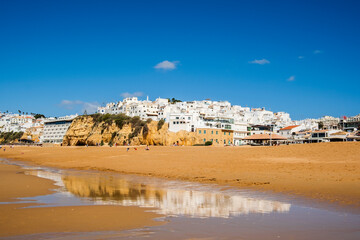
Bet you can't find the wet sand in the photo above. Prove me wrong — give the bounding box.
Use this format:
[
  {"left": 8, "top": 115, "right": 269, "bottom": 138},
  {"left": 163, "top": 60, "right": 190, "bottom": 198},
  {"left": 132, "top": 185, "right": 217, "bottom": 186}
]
[
  {"left": 0, "top": 164, "right": 163, "bottom": 237},
  {"left": 0, "top": 164, "right": 55, "bottom": 202},
  {"left": 1, "top": 142, "right": 359, "bottom": 208}
]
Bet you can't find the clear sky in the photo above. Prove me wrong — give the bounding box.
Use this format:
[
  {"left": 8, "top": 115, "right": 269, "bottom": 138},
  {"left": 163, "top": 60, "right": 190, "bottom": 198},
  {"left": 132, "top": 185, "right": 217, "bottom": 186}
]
[{"left": 0, "top": 0, "right": 359, "bottom": 120}]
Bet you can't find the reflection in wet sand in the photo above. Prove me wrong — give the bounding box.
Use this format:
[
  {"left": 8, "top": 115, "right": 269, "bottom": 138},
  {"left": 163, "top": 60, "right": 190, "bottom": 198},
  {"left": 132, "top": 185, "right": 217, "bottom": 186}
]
[
  {"left": 65, "top": 174, "right": 291, "bottom": 218},
  {"left": 32, "top": 170, "right": 291, "bottom": 218}
]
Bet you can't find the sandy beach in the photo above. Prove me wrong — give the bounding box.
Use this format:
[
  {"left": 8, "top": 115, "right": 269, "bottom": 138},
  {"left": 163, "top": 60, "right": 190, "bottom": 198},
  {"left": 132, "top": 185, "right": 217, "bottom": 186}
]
[
  {"left": 1, "top": 142, "right": 359, "bottom": 209},
  {"left": 0, "top": 164, "right": 163, "bottom": 237}
]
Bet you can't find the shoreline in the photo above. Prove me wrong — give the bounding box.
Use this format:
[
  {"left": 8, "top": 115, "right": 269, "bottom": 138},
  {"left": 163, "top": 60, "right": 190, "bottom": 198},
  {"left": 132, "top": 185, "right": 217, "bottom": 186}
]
[
  {"left": 1, "top": 142, "right": 359, "bottom": 209},
  {"left": 0, "top": 163, "right": 164, "bottom": 237}
]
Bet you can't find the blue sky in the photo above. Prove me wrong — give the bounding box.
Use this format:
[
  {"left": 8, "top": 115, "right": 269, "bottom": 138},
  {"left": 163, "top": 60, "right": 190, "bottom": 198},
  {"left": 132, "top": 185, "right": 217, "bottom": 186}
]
[{"left": 0, "top": 0, "right": 359, "bottom": 120}]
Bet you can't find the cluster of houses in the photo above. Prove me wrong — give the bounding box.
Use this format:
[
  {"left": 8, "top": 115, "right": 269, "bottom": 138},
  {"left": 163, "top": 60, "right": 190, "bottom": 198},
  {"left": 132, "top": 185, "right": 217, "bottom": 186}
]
[
  {"left": 0, "top": 112, "right": 77, "bottom": 144},
  {"left": 1, "top": 96, "right": 359, "bottom": 145},
  {"left": 0, "top": 113, "right": 43, "bottom": 133},
  {"left": 97, "top": 97, "right": 360, "bottom": 146}
]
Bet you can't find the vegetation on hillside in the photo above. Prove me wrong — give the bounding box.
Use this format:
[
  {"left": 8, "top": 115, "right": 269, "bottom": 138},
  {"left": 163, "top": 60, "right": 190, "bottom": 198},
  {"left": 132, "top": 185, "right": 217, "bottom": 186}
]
[
  {"left": 78, "top": 113, "right": 152, "bottom": 141},
  {"left": 157, "top": 119, "right": 165, "bottom": 130},
  {"left": 167, "top": 98, "right": 182, "bottom": 104},
  {"left": 0, "top": 131, "right": 24, "bottom": 144},
  {"left": 33, "top": 113, "right": 45, "bottom": 119}
]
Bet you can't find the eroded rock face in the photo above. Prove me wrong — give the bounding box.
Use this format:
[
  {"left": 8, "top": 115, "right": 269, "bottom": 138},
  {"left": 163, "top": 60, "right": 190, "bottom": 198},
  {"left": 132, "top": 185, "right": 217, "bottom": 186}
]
[{"left": 63, "top": 116, "right": 201, "bottom": 146}]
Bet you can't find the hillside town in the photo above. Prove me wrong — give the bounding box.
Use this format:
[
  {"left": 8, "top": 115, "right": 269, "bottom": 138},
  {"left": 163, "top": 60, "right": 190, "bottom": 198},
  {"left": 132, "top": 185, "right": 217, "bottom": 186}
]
[{"left": 1, "top": 97, "right": 359, "bottom": 145}]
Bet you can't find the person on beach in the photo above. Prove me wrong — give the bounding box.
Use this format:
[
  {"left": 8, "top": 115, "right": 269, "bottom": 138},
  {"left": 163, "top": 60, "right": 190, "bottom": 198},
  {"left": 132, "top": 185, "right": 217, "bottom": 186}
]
[
  {"left": 145, "top": 145, "right": 150, "bottom": 150},
  {"left": 127, "top": 147, "right": 130, "bottom": 152}
]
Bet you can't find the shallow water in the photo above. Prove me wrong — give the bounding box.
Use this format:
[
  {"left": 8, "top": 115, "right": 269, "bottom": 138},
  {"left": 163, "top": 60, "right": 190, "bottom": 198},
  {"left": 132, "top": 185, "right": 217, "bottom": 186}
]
[{"left": 1, "top": 159, "right": 360, "bottom": 239}]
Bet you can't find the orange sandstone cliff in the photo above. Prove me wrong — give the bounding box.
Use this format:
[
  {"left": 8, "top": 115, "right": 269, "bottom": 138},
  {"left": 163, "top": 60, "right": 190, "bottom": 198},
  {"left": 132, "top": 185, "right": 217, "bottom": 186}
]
[{"left": 63, "top": 115, "right": 201, "bottom": 146}]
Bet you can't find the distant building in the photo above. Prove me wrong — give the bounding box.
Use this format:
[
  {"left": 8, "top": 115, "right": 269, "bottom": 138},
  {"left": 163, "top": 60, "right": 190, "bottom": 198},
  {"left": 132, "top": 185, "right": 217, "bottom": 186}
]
[
  {"left": 278, "top": 125, "right": 303, "bottom": 138},
  {"left": 340, "top": 114, "right": 360, "bottom": 131},
  {"left": 309, "top": 130, "right": 330, "bottom": 143},
  {"left": 326, "top": 131, "right": 349, "bottom": 142},
  {"left": 318, "top": 116, "right": 340, "bottom": 130},
  {"left": 0, "top": 113, "right": 39, "bottom": 133},
  {"left": 196, "top": 128, "right": 234, "bottom": 145},
  {"left": 97, "top": 97, "right": 293, "bottom": 134},
  {"left": 233, "top": 122, "right": 249, "bottom": 146},
  {"left": 243, "top": 133, "right": 287, "bottom": 146},
  {"left": 42, "top": 115, "right": 77, "bottom": 144}
]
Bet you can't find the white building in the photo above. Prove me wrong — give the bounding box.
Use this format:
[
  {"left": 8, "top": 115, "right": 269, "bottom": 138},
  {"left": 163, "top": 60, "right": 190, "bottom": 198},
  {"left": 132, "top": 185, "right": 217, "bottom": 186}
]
[
  {"left": 233, "top": 122, "right": 249, "bottom": 145},
  {"left": 96, "top": 97, "right": 297, "bottom": 146},
  {"left": 42, "top": 115, "right": 77, "bottom": 144},
  {"left": 0, "top": 113, "right": 39, "bottom": 133},
  {"left": 278, "top": 125, "right": 305, "bottom": 138}
]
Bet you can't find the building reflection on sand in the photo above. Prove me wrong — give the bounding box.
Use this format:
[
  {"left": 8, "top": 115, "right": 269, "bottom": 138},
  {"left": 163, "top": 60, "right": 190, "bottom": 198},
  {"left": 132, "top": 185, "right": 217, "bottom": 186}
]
[{"left": 34, "top": 171, "right": 291, "bottom": 218}]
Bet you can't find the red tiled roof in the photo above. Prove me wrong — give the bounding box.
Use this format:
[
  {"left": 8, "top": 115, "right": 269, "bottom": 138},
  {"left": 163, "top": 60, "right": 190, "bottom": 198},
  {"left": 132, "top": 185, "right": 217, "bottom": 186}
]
[
  {"left": 312, "top": 130, "right": 328, "bottom": 133},
  {"left": 330, "top": 131, "right": 347, "bottom": 136},
  {"left": 279, "top": 125, "right": 299, "bottom": 131}
]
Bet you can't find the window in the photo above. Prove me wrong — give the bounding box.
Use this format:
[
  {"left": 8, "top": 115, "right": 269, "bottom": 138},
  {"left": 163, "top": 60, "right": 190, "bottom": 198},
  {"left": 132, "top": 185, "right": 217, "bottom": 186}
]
[
  {"left": 224, "top": 132, "right": 226, "bottom": 135},
  {"left": 229, "top": 132, "right": 231, "bottom": 136},
  {"left": 199, "top": 130, "right": 201, "bottom": 134},
  {"left": 204, "top": 130, "right": 206, "bottom": 134},
  {"left": 211, "top": 131, "right": 213, "bottom": 134},
  {"left": 216, "top": 131, "right": 218, "bottom": 135}
]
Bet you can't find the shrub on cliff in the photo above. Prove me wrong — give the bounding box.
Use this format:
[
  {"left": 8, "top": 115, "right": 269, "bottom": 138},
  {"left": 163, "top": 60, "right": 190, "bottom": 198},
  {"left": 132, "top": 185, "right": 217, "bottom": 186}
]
[
  {"left": 129, "top": 126, "right": 142, "bottom": 139},
  {"left": 90, "top": 113, "right": 102, "bottom": 122},
  {"left": 142, "top": 124, "right": 149, "bottom": 138},
  {"left": 114, "top": 114, "right": 131, "bottom": 129},
  {"left": 111, "top": 132, "right": 117, "bottom": 140},
  {"left": 86, "top": 113, "right": 149, "bottom": 141},
  {"left": 130, "top": 116, "right": 146, "bottom": 128},
  {"left": 90, "top": 113, "right": 131, "bottom": 129},
  {"left": 0, "top": 131, "right": 24, "bottom": 144},
  {"left": 157, "top": 119, "right": 165, "bottom": 130}
]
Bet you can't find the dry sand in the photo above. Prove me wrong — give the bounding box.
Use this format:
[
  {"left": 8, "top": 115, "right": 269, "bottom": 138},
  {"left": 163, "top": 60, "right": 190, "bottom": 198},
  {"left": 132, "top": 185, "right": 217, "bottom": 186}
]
[
  {"left": 0, "top": 164, "right": 163, "bottom": 237},
  {"left": 1, "top": 142, "right": 360, "bottom": 208}
]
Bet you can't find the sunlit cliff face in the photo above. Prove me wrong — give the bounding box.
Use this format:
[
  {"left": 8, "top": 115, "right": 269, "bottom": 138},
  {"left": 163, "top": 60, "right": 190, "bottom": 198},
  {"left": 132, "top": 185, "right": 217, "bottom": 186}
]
[{"left": 59, "top": 174, "right": 291, "bottom": 218}]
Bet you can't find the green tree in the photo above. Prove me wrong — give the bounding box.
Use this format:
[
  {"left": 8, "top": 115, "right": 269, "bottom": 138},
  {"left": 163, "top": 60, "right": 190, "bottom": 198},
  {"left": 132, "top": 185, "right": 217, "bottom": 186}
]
[
  {"left": 205, "top": 141, "right": 213, "bottom": 146},
  {"left": 34, "top": 114, "right": 45, "bottom": 119},
  {"left": 167, "top": 98, "right": 182, "bottom": 104}
]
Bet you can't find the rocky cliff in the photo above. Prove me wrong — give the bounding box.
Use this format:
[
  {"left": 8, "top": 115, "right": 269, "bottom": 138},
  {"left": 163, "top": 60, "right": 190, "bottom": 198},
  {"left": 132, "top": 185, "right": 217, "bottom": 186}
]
[{"left": 63, "top": 115, "right": 201, "bottom": 146}]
